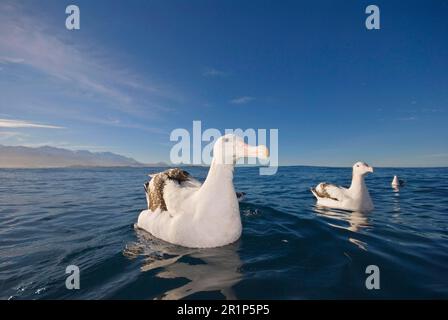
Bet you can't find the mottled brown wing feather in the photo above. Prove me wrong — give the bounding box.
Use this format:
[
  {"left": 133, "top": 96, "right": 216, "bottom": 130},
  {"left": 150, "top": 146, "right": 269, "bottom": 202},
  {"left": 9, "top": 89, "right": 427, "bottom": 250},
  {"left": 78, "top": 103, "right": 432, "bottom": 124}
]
[
  {"left": 165, "top": 168, "right": 191, "bottom": 183},
  {"left": 146, "top": 168, "right": 191, "bottom": 212},
  {"left": 314, "top": 183, "right": 340, "bottom": 201}
]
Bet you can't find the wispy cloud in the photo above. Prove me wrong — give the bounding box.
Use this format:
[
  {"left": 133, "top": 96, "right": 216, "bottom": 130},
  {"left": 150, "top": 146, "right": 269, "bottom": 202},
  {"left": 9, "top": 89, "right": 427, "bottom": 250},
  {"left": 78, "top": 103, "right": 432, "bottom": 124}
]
[
  {"left": 0, "top": 131, "right": 27, "bottom": 139},
  {"left": 398, "top": 116, "right": 417, "bottom": 121},
  {"left": 422, "top": 153, "right": 448, "bottom": 158},
  {"left": 0, "top": 119, "right": 63, "bottom": 129},
  {"left": 203, "top": 67, "right": 229, "bottom": 78},
  {"left": 0, "top": 56, "right": 24, "bottom": 64},
  {"left": 0, "top": 1, "right": 179, "bottom": 119},
  {"left": 230, "top": 96, "right": 255, "bottom": 105},
  {"left": 72, "top": 116, "right": 166, "bottom": 134},
  {"left": 420, "top": 107, "right": 445, "bottom": 113}
]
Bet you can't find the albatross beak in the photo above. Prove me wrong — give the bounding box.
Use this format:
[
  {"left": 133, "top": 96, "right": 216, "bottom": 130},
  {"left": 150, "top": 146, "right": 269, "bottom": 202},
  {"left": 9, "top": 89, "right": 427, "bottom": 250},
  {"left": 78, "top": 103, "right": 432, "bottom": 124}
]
[
  {"left": 244, "top": 144, "right": 269, "bottom": 159},
  {"left": 367, "top": 166, "right": 374, "bottom": 173}
]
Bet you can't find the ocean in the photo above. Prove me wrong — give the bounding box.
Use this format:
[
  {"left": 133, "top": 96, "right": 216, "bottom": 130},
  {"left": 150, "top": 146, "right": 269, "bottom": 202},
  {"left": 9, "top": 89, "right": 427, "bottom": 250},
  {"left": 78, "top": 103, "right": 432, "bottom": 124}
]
[{"left": 0, "top": 166, "right": 447, "bottom": 299}]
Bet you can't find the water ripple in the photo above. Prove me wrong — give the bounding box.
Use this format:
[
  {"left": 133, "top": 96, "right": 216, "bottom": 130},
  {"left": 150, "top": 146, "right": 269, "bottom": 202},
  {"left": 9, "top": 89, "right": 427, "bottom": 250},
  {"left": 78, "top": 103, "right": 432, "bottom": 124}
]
[{"left": 0, "top": 166, "right": 447, "bottom": 299}]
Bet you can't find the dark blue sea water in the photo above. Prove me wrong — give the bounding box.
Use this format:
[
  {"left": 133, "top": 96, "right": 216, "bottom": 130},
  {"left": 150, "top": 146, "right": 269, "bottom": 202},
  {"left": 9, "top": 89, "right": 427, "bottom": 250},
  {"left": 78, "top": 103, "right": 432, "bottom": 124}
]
[{"left": 0, "top": 166, "right": 447, "bottom": 300}]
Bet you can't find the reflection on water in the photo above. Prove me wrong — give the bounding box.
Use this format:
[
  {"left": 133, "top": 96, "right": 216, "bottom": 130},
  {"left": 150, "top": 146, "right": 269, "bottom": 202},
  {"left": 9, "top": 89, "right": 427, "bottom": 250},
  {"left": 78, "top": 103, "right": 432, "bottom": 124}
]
[
  {"left": 123, "top": 226, "right": 242, "bottom": 300},
  {"left": 313, "top": 206, "right": 370, "bottom": 233},
  {"left": 392, "top": 186, "right": 401, "bottom": 216},
  {"left": 2, "top": 167, "right": 447, "bottom": 299},
  {"left": 313, "top": 206, "right": 370, "bottom": 250}
]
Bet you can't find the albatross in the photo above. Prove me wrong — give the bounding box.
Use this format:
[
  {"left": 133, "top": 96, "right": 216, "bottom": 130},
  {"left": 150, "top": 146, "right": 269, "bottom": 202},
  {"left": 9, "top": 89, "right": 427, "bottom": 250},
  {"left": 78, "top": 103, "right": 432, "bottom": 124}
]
[
  {"left": 311, "top": 162, "right": 374, "bottom": 212},
  {"left": 391, "top": 175, "right": 405, "bottom": 188},
  {"left": 136, "top": 134, "right": 269, "bottom": 248}
]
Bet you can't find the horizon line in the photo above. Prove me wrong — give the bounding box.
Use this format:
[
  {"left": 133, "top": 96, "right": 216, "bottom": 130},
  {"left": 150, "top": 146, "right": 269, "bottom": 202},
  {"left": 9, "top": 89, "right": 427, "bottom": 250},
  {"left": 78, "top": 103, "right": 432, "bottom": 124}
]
[
  {"left": 1, "top": 164, "right": 447, "bottom": 170},
  {"left": 1, "top": 144, "right": 447, "bottom": 169}
]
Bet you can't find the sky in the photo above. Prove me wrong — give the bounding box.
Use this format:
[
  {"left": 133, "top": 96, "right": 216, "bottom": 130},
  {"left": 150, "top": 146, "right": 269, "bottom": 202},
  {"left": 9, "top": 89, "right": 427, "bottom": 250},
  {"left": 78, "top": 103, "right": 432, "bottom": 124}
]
[{"left": 0, "top": 0, "right": 447, "bottom": 167}]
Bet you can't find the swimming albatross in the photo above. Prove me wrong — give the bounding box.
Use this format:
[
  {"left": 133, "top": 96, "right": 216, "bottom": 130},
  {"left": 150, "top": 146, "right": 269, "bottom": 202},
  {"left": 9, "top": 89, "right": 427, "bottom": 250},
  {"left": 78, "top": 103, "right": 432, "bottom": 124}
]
[
  {"left": 311, "top": 162, "right": 374, "bottom": 212},
  {"left": 137, "top": 134, "right": 269, "bottom": 248},
  {"left": 391, "top": 175, "right": 405, "bottom": 188}
]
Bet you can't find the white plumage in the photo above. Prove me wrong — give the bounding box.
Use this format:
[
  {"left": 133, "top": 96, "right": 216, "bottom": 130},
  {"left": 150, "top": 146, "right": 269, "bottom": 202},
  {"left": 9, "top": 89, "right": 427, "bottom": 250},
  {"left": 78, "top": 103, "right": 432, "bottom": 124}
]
[
  {"left": 136, "top": 134, "right": 269, "bottom": 248},
  {"left": 311, "top": 162, "right": 374, "bottom": 212},
  {"left": 392, "top": 175, "right": 404, "bottom": 188}
]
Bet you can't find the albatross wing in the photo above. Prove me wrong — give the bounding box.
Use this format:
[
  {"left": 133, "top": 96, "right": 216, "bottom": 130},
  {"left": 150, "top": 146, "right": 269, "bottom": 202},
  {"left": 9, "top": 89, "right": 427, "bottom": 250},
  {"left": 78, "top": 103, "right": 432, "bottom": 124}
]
[
  {"left": 145, "top": 168, "right": 246, "bottom": 213},
  {"left": 145, "top": 168, "right": 194, "bottom": 212},
  {"left": 311, "top": 182, "right": 346, "bottom": 202}
]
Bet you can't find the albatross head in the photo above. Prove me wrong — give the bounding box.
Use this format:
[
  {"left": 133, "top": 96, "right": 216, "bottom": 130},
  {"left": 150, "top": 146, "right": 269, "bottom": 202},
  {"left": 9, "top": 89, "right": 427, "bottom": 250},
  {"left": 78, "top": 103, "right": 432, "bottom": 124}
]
[
  {"left": 353, "top": 161, "right": 374, "bottom": 176},
  {"left": 213, "top": 134, "right": 269, "bottom": 165}
]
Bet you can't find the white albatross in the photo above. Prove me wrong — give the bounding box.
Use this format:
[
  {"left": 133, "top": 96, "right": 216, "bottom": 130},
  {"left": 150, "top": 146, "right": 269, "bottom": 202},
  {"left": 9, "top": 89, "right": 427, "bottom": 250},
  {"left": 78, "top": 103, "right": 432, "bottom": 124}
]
[
  {"left": 311, "top": 162, "right": 374, "bottom": 212},
  {"left": 136, "top": 134, "right": 269, "bottom": 248}
]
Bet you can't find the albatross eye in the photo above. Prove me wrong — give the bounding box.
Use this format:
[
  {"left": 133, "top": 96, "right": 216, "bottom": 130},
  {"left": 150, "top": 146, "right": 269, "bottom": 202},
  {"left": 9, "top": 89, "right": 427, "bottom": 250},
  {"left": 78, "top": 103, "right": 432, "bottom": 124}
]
[{"left": 223, "top": 138, "right": 229, "bottom": 142}]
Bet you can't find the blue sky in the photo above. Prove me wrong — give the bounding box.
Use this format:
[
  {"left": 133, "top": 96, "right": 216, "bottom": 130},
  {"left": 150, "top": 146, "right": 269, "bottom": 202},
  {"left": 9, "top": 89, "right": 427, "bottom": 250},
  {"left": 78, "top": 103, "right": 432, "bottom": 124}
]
[{"left": 0, "top": 0, "right": 447, "bottom": 166}]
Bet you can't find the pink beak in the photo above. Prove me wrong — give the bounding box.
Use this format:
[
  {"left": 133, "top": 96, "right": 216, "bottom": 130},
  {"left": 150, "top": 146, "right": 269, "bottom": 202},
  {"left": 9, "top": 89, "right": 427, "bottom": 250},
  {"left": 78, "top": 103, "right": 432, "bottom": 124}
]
[{"left": 244, "top": 144, "right": 269, "bottom": 159}]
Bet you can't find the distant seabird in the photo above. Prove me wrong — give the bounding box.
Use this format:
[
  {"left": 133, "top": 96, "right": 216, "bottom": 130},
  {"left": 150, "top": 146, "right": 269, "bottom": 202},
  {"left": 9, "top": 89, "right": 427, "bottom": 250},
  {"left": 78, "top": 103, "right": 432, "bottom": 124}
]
[
  {"left": 136, "top": 134, "right": 269, "bottom": 248},
  {"left": 391, "top": 175, "right": 405, "bottom": 188},
  {"left": 311, "top": 162, "right": 374, "bottom": 212}
]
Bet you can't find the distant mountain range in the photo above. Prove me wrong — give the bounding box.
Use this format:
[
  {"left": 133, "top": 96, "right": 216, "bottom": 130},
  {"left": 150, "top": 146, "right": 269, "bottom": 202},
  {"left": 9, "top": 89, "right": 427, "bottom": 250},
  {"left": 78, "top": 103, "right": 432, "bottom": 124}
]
[{"left": 0, "top": 145, "right": 167, "bottom": 168}]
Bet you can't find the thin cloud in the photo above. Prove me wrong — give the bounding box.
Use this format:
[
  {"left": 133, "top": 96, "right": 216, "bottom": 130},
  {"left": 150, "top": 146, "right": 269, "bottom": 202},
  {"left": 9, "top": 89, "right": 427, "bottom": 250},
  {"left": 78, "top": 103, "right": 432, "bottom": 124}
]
[
  {"left": 0, "top": 119, "right": 63, "bottom": 129},
  {"left": 422, "top": 153, "right": 448, "bottom": 158},
  {"left": 0, "top": 131, "right": 27, "bottom": 140},
  {"left": 0, "top": 56, "right": 24, "bottom": 64},
  {"left": 398, "top": 116, "right": 417, "bottom": 121},
  {"left": 0, "top": 1, "right": 180, "bottom": 119},
  {"left": 230, "top": 96, "right": 255, "bottom": 105},
  {"left": 203, "top": 67, "right": 229, "bottom": 78}
]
